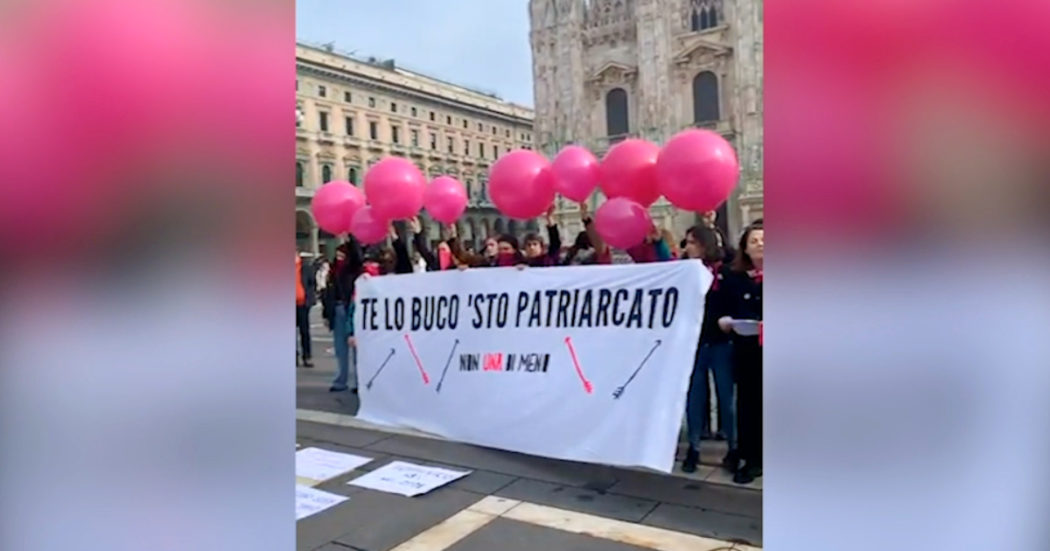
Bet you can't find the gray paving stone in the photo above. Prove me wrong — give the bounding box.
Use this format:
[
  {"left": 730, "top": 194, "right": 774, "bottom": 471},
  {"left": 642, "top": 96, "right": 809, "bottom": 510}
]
[
  {"left": 607, "top": 469, "right": 762, "bottom": 517},
  {"left": 446, "top": 518, "right": 652, "bottom": 551},
  {"left": 642, "top": 503, "right": 762, "bottom": 547},
  {"left": 297, "top": 420, "right": 391, "bottom": 449},
  {"left": 298, "top": 487, "right": 479, "bottom": 551},
  {"left": 495, "top": 478, "right": 658, "bottom": 523},
  {"left": 365, "top": 434, "right": 621, "bottom": 488}
]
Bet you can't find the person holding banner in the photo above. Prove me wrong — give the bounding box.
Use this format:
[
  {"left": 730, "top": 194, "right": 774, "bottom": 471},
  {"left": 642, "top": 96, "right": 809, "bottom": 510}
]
[
  {"left": 324, "top": 239, "right": 364, "bottom": 393},
  {"left": 682, "top": 224, "right": 738, "bottom": 474},
  {"left": 522, "top": 205, "right": 562, "bottom": 267},
  {"left": 718, "top": 222, "right": 764, "bottom": 484}
]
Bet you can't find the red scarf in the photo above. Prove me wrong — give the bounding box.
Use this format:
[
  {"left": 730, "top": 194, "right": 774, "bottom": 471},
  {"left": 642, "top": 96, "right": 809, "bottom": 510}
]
[
  {"left": 497, "top": 252, "right": 519, "bottom": 267},
  {"left": 748, "top": 269, "right": 763, "bottom": 283},
  {"left": 438, "top": 248, "right": 453, "bottom": 270},
  {"left": 705, "top": 260, "right": 723, "bottom": 291}
]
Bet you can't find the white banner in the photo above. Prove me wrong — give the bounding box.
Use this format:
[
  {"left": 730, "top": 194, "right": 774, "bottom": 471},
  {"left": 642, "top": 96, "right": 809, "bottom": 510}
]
[{"left": 355, "top": 261, "right": 710, "bottom": 472}]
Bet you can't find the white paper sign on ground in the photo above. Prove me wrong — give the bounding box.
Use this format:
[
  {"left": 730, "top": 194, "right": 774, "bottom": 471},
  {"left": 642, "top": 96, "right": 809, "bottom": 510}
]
[
  {"left": 295, "top": 485, "right": 349, "bottom": 520},
  {"left": 354, "top": 261, "right": 709, "bottom": 473},
  {"left": 295, "top": 447, "right": 374, "bottom": 483},
  {"left": 347, "top": 461, "right": 471, "bottom": 497}
]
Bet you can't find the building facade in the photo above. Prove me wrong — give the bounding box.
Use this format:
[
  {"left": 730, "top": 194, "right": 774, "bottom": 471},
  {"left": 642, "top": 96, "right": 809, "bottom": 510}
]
[
  {"left": 529, "top": 0, "right": 763, "bottom": 240},
  {"left": 296, "top": 43, "right": 537, "bottom": 257}
]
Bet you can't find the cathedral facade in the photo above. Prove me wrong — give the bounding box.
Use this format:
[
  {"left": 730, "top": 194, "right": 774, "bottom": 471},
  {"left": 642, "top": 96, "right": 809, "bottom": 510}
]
[{"left": 529, "top": 0, "right": 763, "bottom": 240}]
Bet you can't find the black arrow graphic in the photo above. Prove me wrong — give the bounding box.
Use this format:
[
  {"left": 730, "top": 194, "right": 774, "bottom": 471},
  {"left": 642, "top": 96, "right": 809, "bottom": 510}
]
[
  {"left": 435, "top": 339, "right": 460, "bottom": 393},
  {"left": 612, "top": 339, "right": 663, "bottom": 399},
  {"left": 365, "top": 348, "right": 396, "bottom": 391}
]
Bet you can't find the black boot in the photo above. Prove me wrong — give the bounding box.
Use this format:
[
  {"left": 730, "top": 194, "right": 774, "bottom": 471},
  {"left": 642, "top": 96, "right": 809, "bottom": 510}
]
[
  {"left": 682, "top": 447, "right": 700, "bottom": 473},
  {"left": 733, "top": 462, "right": 761, "bottom": 485},
  {"left": 721, "top": 449, "right": 740, "bottom": 473}
]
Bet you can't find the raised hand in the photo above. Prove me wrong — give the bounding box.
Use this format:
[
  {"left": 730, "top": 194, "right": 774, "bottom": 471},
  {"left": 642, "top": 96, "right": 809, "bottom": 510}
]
[
  {"left": 545, "top": 204, "right": 556, "bottom": 226},
  {"left": 408, "top": 216, "right": 422, "bottom": 235}
]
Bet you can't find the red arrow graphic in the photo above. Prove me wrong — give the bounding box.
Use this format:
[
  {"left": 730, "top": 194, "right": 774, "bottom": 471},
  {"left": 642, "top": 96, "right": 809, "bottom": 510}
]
[
  {"left": 403, "top": 334, "right": 431, "bottom": 385},
  {"left": 563, "top": 336, "right": 594, "bottom": 394}
]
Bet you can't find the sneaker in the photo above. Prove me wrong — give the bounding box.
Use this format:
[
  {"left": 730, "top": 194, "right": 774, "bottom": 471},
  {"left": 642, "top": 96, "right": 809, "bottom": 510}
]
[
  {"left": 329, "top": 385, "right": 348, "bottom": 392},
  {"left": 682, "top": 447, "right": 700, "bottom": 473},
  {"left": 302, "top": 359, "right": 314, "bottom": 368},
  {"left": 721, "top": 449, "right": 740, "bottom": 473}
]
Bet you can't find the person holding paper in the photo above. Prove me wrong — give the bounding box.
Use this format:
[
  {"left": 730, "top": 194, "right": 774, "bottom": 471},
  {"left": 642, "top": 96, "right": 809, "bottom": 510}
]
[
  {"left": 717, "top": 222, "right": 764, "bottom": 484},
  {"left": 681, "top": 224, "right": 737, "bottom": 474}
]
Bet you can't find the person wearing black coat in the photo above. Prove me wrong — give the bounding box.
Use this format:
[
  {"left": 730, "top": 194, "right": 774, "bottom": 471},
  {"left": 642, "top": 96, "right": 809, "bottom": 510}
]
[
  {"left": 717, "top": 223, "right": 764, "bottom": 484},
  {"left": 322, "top": 237, "right": 363, "bottom": 393}
]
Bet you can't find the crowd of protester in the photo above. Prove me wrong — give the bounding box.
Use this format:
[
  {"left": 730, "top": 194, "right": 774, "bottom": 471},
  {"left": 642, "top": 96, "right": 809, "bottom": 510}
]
[{"left": 304, "top": 202, "right": 763, "bottom": 484}]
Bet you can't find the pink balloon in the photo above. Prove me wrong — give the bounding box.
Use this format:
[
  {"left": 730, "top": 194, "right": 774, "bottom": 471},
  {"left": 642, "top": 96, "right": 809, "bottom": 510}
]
[
  {"left": 349, "top": 205, "right": 389, "bottom": 245},
  {"left": 594, "top": 197, "right": 652, "bottom": 250},
  {"left": 311, "top": 181, "right": 366, "bottom": 235},
  {"left": 364, "top": 157, "right": 426, "bottom": 220},
  {"left": 551, "top": 145, "right": 601, "bottom": 202},
  {"left": 656, "top": 129, "right": 740, "bottom": 212},
  {"left": 423, "top": 176, "right": 468, "bottom": 224},
  {"left": 487, "top": 149, "right": 556, "bottom": 219},
  {"left": 600, "top": 139, "right": 661, "bottom": 207}
]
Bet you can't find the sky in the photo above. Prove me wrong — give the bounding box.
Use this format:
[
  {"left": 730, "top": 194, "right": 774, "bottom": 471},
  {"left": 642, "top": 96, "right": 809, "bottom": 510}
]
[{"left": 296, "top": 0, "right": 535, "bottom": 107}]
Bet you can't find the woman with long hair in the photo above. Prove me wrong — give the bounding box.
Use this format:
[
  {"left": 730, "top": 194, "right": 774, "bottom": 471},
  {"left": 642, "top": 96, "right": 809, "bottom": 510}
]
[
  {"left": 718, "top": 222, "right": 763, "bottom": 484},
  {"left": 323, "top": 237, "right": 364, "bottom": 393},
  {"left": 681, "top": 224, "right": 737, "bottom": 473}
]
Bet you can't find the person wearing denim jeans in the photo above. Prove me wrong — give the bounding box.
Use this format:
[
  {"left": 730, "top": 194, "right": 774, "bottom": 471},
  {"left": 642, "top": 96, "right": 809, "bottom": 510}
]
[
  {"left": 686, "top": 341, "right": 736, "bottom": 470},
  {"left": 330, "top": 301, "right": 357, "bottom": 392},
  {"left": 681, "top": 224, "right": 738, "bottom": 473},
  {"left": 322, "top": 239, "right": 363, "bottom": 393}
]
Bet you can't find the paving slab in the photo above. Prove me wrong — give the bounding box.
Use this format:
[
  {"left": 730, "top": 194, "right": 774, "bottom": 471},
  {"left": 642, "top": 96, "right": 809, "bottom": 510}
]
[
  {"left": 495, "top": 478, "right": 658, "bottom": 523},
  {"left": 297, "top": 420, "right": 391, "bottom": 448},
  {"left": 365, "top": 434, "right": 622, "bottom": 488},
  {"left": 642, "top": 503, "right": 762, "bottom": 548},
  {"left": 446, "top": 517, "right": 653, "bottom": 551},
  {"left": 298, "top": 486, "right": 479, "bottom": 551},
  {"left": 608, "top": 469, "right": 762, "bottom": 517}
]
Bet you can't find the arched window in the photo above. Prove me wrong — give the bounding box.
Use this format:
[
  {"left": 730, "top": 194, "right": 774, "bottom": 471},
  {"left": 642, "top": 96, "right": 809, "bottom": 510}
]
[
  {"left": 692, "top": 71, "right": 720, "bottom": 123},
  {"left": 690, "top": 1, "right": 720, "bottom": 31},
  {"left": 321, "top": 164, "right": 332, "bottom": 183},
  {"left": 605, "top": 88, "right": 629, "bottom": 137},
  {"left": 348, "top": 167, "right": 358, "bottom": 184},
  {"left": 295, "top": 162, "right": 304, "bottom": 187}
]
